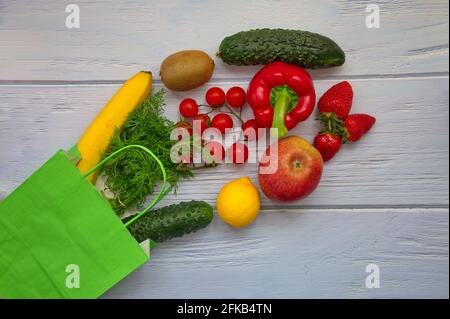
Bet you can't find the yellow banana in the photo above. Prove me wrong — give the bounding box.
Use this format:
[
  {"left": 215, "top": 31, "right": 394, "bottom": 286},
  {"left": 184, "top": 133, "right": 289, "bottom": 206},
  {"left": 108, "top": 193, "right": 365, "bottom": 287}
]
[{"left": 76, "top": 71, "right": 152, "bottom": 182}]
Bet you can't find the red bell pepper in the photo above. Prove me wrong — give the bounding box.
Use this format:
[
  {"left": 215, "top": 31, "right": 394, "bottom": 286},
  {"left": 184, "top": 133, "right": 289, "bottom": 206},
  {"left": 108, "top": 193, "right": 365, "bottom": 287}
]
[{"left": 247, "top": 62, "right": 316, "bottom": 137}]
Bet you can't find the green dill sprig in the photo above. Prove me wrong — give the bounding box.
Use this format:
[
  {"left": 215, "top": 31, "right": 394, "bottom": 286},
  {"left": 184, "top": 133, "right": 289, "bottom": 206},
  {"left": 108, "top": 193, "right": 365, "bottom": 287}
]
[{"left": 102, "top": 89, "right": 193, "bottom": 215}]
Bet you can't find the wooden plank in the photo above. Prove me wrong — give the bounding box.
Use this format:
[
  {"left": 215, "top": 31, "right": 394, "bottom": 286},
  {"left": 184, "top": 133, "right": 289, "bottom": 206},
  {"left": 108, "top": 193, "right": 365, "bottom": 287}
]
[
  {"left": 0, "top": 0, "right": 447, "bottom": 301},
  {"left": 103, "top": 208, "right": 449, "bottom": 298},
  {"left": 0, "top": 0, "right": 448, "bottom": 81},
  {"left": 0, "top": 76, "right": 448, "bottom": 207}
]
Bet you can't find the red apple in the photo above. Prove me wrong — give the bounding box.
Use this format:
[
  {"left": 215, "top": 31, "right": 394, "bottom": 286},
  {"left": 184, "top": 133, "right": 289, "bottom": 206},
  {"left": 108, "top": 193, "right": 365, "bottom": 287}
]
[{"left": 258, "top": 136, "right": 323, "bottom": 202}]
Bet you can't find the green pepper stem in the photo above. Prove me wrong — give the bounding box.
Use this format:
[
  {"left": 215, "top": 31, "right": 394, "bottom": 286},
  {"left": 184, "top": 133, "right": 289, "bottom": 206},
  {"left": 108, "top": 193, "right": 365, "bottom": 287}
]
[{"left": 271, "top": 88, "right": 291, "bottom": 138}]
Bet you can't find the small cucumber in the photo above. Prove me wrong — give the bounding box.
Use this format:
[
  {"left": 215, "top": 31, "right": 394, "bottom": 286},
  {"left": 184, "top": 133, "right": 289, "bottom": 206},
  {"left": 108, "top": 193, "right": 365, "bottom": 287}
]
[
  {"left": 124, "top": 200, "right": 213, "bottom": 243},
  {"left": 218, "top": 28, "right": 345, "bottom": 68}
]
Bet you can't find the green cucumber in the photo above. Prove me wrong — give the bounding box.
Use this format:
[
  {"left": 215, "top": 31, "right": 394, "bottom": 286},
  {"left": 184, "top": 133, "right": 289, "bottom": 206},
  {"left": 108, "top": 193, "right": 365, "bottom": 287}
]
[
  {"left": 217, "top": 28, "right": 345, "bottom": 68},
  {"left": 124, "top": 200, "right": 213, "bottom": 243}
]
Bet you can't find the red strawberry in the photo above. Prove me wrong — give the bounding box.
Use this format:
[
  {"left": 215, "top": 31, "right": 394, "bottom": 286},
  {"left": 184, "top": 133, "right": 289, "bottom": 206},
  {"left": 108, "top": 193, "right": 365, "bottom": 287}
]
[
  {"left": 318, "top": 81, "right": 353, "bottom": 119},
  {"left": 314, "top": 133, "right": 342, "bottom": 162},
  {"left": 344, "top": 114, "right": 376, "bottom": 142}
]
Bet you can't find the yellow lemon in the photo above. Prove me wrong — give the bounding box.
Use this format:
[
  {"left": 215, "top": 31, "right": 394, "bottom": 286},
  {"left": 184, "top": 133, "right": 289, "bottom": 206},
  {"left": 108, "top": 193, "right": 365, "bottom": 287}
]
[{"left": 216, "top": 176, "right": 260, "bottom": 228}]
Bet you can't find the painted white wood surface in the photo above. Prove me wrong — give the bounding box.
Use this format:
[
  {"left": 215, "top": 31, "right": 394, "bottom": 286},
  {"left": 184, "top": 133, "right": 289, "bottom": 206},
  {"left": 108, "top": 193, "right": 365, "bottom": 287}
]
[
  {"left": 1, "top": 78, "right": 448, "bottom": 207},
  {"left": 0, "top": 0, "right": 448, "bottom": 81},
  {"left": 104, "top": 209, "right": 449, "bottom": 299},
  {"left": 0, "top": 0, "right": 448, "bottom": 298}
]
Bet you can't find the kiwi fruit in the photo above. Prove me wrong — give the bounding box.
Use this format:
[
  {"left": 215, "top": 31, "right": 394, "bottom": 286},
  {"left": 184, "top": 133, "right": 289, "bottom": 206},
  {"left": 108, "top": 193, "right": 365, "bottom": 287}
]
[{"left": 160, "top": 50, "right": 215, "bottom": 91}]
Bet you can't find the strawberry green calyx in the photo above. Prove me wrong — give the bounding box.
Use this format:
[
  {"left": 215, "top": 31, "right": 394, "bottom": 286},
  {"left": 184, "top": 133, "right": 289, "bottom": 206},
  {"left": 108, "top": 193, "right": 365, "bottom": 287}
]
[{"left": 319, "top": 112, "right": 348, "bottom": 143}]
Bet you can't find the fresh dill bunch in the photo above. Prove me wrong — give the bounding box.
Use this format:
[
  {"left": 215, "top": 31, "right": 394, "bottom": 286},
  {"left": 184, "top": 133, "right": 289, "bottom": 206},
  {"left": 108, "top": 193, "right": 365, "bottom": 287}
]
[{"left": 102, "top": 89, "right": 192, "bottom": 215}]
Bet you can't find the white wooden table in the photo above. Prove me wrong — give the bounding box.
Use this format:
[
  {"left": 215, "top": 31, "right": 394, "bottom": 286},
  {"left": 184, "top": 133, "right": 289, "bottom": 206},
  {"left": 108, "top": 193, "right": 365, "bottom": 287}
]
[{"left": 0, "top": 1, "right": 448, "bottom": 298}]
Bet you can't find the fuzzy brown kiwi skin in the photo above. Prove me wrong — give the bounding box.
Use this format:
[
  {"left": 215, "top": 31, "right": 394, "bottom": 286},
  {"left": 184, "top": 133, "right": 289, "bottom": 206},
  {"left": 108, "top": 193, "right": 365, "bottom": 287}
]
[{"left": 160, "top": 50, "right": 215, "bottom": 91}]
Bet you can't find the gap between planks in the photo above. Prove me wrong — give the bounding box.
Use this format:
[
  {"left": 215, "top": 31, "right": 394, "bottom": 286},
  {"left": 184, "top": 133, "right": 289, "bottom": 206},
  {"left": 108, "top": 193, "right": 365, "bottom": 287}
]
[
  {"left": 0, "top": 72, "right": 448, "bottom": 87},
  {"left": 251, "top": 205, "right": 449, "bottom": 212}
]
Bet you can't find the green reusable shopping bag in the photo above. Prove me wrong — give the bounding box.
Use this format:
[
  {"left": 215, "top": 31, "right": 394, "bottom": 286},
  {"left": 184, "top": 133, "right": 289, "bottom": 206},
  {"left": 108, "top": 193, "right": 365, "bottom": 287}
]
[{"left": 0, "top": 144, "right": 167, "bottom": 299}]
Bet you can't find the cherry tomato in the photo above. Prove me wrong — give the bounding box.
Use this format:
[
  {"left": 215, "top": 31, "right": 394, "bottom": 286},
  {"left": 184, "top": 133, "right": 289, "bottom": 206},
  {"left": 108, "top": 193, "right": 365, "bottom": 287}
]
[
  {"left": 211, "top": 113, "right": 233, "bottom": 134},
  {"left": 179, "top": 98, "right": 198, "bottom": 118},
  {"left": 203, "top": 141, "right": 225, "bottom": 163},
  {"left": 206, "top": 87, "right": 226, "bottom": 107},
  {"left": 226, "top": 86, "right": 246, "bottom": 108},
  {"left": 192, "top": 113, "right": 210, "bottom": 136},
  {"left": 193, "top": 113, "right": 210, "bottom": 126},
  {"left": 175, "top": 121, "right": 192, "bottom": 139},
  {"left": 242, "top": 119, "right": 259, "bottom": 141},
  {"left": 228, "top": 142, "right": 249, "bottom": 164}
]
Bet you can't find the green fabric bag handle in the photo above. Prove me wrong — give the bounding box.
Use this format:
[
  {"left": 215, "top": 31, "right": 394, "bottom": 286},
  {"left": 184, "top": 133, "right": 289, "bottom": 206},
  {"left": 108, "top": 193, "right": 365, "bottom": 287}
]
[{"left": 80, "top": 144, "right": 169, "bottom": 227}]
